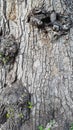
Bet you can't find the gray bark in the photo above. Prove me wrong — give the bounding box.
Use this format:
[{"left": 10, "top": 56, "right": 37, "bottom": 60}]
[{"left": 0, "top": 0, "right": 73, "bottom": 130}]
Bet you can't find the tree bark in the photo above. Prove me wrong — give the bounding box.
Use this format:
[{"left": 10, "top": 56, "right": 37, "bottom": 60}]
[{"left": 0, "top": 0, "right": 73, "bottom": 130}]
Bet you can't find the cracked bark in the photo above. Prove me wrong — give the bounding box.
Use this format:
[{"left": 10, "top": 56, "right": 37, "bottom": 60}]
[{"left": 1, "top": 0, "right": 73, "bottom": 130}]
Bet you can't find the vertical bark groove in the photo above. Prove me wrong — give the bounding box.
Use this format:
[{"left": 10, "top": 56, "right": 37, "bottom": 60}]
[{"left": 1, "top": 0, "right": 73, "bottom": 130}]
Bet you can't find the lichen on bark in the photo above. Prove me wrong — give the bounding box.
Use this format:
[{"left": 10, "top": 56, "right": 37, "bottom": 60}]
[
  {"left": 0, "top": 34, "right": 19, "bottom": 65},
  {"left": 1, "top": 0, "right": 73, "bottom": 130},
  {"left": 0, "top": 81, "right": 31, "bottom": 130}
]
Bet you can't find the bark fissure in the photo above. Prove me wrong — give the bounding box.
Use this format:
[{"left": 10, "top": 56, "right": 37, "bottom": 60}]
[{"left": 1, "top": 0, "right": 73, "bottom": 130}]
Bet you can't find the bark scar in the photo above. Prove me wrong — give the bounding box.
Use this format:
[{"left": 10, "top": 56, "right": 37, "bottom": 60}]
[{"left": 27, "top": 7, "right": 72, "bottom": 37}]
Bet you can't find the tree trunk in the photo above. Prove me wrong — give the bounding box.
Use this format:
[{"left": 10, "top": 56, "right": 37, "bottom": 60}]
[{"left": 0, "top": 0, "right": 73, "bottom": 130}]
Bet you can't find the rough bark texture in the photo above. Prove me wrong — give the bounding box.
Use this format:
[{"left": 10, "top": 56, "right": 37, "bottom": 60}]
[{"left": 0, "top": 0, "right": 73, "bottom": 130}]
